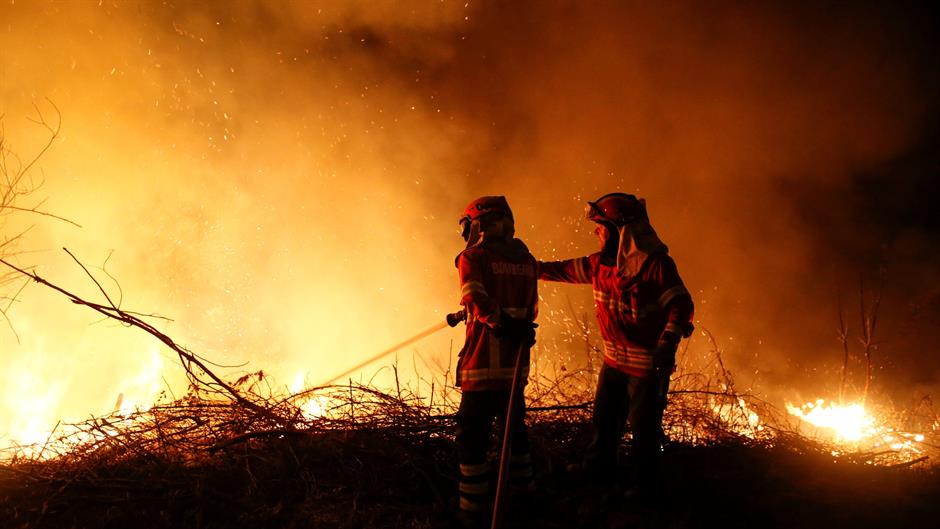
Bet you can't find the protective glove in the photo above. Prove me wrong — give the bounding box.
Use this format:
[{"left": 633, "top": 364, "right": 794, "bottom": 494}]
[
  {"left": 652, "top": 332, "right": 680, "bottom": 372},
  {"left": 492, "top": 316, "right": 537, "bottom": 347}
]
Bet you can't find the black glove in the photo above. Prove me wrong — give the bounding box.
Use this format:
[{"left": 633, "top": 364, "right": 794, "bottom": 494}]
[
  {"left": 492, "top": 316, "right": 537, "bottom": 347},
  {"left": 652, "top": 332, "right": 680, "bottom": 371}
]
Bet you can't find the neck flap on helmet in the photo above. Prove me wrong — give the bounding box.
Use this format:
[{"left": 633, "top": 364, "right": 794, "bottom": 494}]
[
  {"left": 585, "top": 193, "right": 668, "bottom": 278},
  {"left": 615, "top": 220, "right": 668, "bottom": 279}
]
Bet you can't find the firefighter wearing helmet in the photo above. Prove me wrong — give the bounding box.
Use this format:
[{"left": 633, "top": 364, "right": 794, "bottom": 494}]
[
  {"left": 452, "top": 195, "right": 538, "bottom": 525},
  {"left": 539, "top": 192, "right": 694, "bottom": 497}
]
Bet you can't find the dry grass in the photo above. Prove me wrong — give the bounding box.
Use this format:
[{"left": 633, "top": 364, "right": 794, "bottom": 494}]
[
  {"left": 1, "top": 261, "right": 938, "bottom": 528},
  {"left": 1, "top": 370, "right": 937, "bottom": 529}
]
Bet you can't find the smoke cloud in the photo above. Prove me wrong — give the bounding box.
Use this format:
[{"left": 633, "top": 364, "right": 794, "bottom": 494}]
[{"left": 412, "top": 0, "right": 940, "bottom": 402}]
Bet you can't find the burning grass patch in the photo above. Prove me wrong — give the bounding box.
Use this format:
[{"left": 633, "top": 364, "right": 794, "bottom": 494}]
[
  {"left": 1, "top": 261, "right": 937, "bottom": 528},
  {"left": 2, "top": 376, "right": 938, "bottom": 529}
]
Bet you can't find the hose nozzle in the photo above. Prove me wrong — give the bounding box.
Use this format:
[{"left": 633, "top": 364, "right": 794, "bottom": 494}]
[{"left": 446, "top": 309, "right": 467, "bottom": 327}]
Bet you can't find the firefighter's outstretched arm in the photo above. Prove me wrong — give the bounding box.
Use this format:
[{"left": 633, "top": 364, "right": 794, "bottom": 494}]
[{"left": 537, "top": 256, "right": 593, "bottom": 284}]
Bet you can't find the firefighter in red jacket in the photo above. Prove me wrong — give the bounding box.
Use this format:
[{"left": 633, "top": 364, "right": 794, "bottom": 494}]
[
  {"left": 539, "top": 192, "right": 693, "bottom": 495},
  {"left": 453, "top": 196, "right": 538, "bottom": 522}
]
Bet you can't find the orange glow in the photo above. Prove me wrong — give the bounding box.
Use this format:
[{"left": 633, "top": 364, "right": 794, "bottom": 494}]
[
  {"left": 114, "top": 346, "right": 164, "bottom": 417},
  {"left": 786, "top": 399, "right": 927, "bottom": 459},
  {"left": 290, "top": 372, "right": 326, "bottom": 420},
  {"left": 3, "top": 364, "right": 65, "bottom": 448},
  {"left": 2, "top": 2, "right": 937, "bottom": 464},
  {"left": 786, "top": 400, "right": 874, "bottom": 442},
  {"left": 0, "top": 3, "right": 467, "bottom": 453},
  {"left": 712, "top": 397, "right": 764, "bottom": 439}
]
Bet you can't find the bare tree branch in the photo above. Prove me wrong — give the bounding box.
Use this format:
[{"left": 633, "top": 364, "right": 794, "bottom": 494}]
[
  {"left": 858, "top": 274, "right": 884, "bottom": 405},
  {"left": 2, "top": 205, "right": 81, "bottom": 227},
  {"left": 0, "top": 102, "right": 83, "bottom": 336},
  {"left": 837, "top": 293, "right": 850, "bottom": 404},
  {"left": 0, "top": 251, "right": 281, "bottom": 425}
]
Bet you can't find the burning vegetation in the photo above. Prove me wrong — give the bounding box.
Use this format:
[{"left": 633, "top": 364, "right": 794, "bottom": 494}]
[
  {"left": 1, "top": 110, "right": 938, "bottom": 528},
  {"left": 3, "top": 1, "right": 940, "bottom": 528},
  {"left": 1, "top": 258, "right": 938, "bottom": 528}
]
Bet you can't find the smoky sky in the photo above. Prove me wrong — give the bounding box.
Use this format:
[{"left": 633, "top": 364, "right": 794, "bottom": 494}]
[
  {"left": 1, "top": 0, "right": 939, "bottom": 430},
  {"left": 354, "top": 0, "right": 940, "bottom": 400}
]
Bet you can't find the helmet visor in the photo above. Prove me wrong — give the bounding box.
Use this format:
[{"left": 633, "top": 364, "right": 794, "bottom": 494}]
[{"left": 585, "top": 200, "right": 612, "bottom": 224}]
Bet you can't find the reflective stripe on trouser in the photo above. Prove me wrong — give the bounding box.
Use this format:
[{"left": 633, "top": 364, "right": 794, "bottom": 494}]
[
  {"left": 456, "top": 389, "right": 530, "bottom": 511},
  {"left": 459, "top": 461, "right": 491, "bottom": 513}
]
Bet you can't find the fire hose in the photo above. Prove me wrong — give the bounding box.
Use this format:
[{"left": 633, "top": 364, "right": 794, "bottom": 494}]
[
  {"left": 319, "top": 309, "right": 527, "bottom": 529},
  {"left": 319, "top": 310, "right": 466, "bottom": 385}
]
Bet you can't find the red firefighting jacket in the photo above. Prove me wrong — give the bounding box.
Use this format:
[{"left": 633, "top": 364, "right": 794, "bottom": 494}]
[
  {"left": 539, "top": 251, "right": 693, "bottom": 377},
  {"left": 456, "top": 239, "right": 538, "bottom": 391}
]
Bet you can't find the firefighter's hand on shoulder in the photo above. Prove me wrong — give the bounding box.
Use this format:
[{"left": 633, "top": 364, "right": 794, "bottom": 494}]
[
  {"left": 653, "top": 331, "right": 680, "bottom": 371},
  {"left": 492, "top": 316, "right": 537, "bottom": 347}
]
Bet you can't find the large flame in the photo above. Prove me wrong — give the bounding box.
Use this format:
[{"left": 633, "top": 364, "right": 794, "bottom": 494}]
[
  {"left": 0, "top": 0, "right": 467, "bottom": 451},
  {"left": 786, "top": 400, "right": 874, "bottom": 442},
  {"left": 786, "top": 399, "right": 927, "bottom": 459}
]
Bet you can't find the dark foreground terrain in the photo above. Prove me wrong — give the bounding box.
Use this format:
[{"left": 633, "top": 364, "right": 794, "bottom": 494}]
[{"left": 1, "top": 418, "right": 938, "bottom": 529}]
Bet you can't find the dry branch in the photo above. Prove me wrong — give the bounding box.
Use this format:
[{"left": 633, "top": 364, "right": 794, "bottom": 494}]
[
  {"left": 1, "top": 248, "right": 935, "bottom": 529},
  {"left": 0, "top": 103, "right": 81, "bottom": 340},
  {"left": 838, "top": 293, "right": 850, "bottom": 404},
  {"left": 858, "top": 274, "right": 883, "bottom": 405},
  {"left": 0, "top": 251, "right": 276, "bottom": 423}
]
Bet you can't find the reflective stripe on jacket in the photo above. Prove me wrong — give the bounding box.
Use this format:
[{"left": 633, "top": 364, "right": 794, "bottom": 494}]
[
  {"left": 456, "top": 241, "right": 538, "bottom": 391},
  {"left": 539, "top": 252, "right": 693, "bottom": 377}
]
